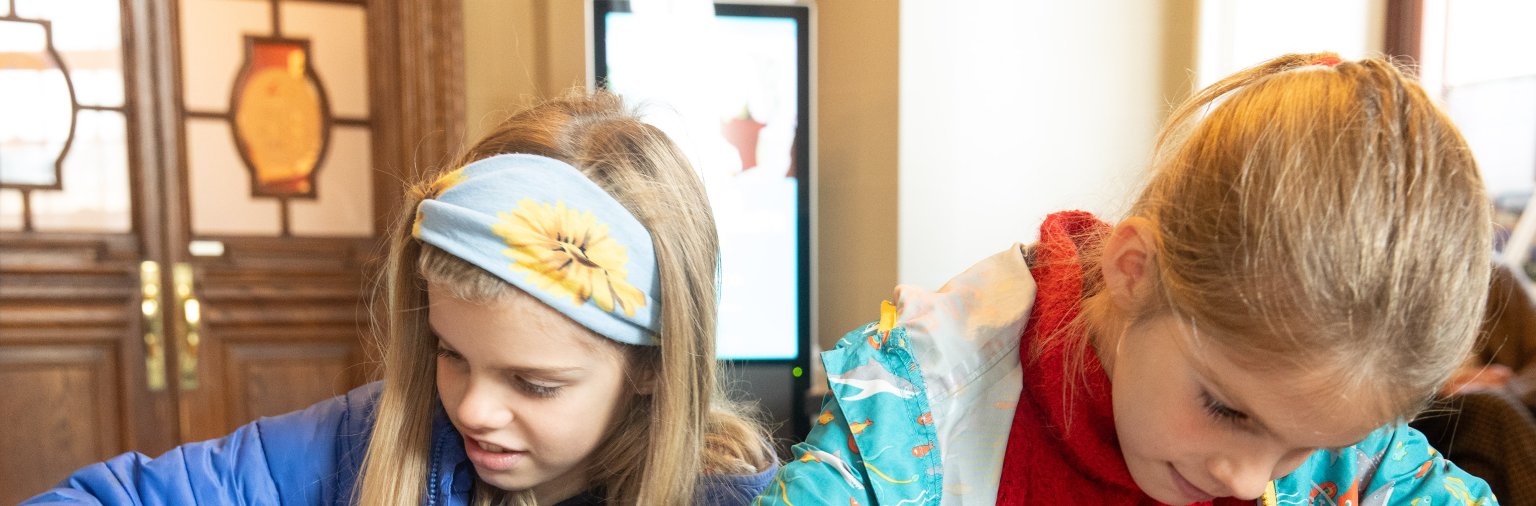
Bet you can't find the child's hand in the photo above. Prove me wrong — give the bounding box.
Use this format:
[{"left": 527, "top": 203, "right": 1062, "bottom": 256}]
[{"left": 1440, "top": 363, "right": 1514, "bottom": 396}]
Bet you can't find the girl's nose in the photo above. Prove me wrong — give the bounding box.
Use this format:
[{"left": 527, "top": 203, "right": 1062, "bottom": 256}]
[
  {"left": 455, "top": 378, "right": 513, "bottom": 431},
  {"left": 1208, "top": 453, "right": 1277, "bottom": 500}
]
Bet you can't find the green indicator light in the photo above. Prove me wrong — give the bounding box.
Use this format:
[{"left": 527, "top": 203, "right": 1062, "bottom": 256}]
[{"left": 792, "top": 366, "right": 804, "bottom": 378}]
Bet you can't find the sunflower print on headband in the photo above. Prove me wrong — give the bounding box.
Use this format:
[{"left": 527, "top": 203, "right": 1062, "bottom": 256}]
[
  {"left": 492, "top": 198, "right": 648, "bottom": 317},
  {"left": 411, "top": 153, "right": 660, "bottom": 345}
]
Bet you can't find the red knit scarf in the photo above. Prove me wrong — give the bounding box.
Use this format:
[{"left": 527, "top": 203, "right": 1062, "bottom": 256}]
[{"left": 995, "top": 212, "right": 1235, "bottom": 506}]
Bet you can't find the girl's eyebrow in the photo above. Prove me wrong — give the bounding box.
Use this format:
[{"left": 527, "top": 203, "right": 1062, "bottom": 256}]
[
  {"left": 498, "top": 364, "right": 585, "bottom": 376},
  {"left": 430, "top": 329, "right": 585, "bottom": 376}
]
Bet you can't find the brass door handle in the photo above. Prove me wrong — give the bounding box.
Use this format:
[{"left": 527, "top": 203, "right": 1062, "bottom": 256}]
[
  {"left": 139, "top": 261, "right": 167, "bottom": 391},
  {"left": 173, "top": 262, "right": 200, "bottom": 391}
]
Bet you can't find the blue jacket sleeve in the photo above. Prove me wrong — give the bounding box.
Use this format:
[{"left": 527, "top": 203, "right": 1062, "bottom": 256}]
[
  {"left": 21, "top": 382, "right": 378, "bottom": 505},
  {"left": 20, "top": 422, "right": 279, "bottom": 505},
  {"left": 1271, "top": 422, "right": 1499, "bottom": 505}
]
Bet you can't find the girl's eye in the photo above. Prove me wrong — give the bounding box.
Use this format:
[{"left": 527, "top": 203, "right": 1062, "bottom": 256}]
[
  {"left": 1199, "top": 390, "right": 1249, "bottom": 424},
  {"left": 435, "top": 343, "right": 463, "bottom": 362},
  {"left": 519, "top": 379, "right": 562, "bottom": 399}
]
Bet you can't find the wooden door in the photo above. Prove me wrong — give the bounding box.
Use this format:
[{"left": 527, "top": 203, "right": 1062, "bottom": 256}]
[
  {"left": 0, "top": 0, "right": 463, "bottom": 501},
  {"left": 170, "top": 0, "right": 385, "bottom": 443}
]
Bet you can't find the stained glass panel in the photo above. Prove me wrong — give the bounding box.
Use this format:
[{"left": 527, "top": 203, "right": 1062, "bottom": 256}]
[
  {"left": 232, "top": 39, "right": 326, "bottom": 197},
  {"left": 30, "top": 109, "right": 130, "bottom": 232},
  {"left": 280, "top": 1, "right": 368, "bottom": 119},
  {"left": 290, "top": 126, "right": 371, "bottom": 237},
  {"left": 178, "top": 0, "right": 270, "bottom": 112},
  {"left": 186, "top": 119, "right": 281, "bottom": 235},
  {"left": 16, "top": 0, "right": 124, "bottom": 107},
  {"left": 0, "top": 189, "right": 21, "bottom": 230},
  {"left": 0, "top": 19, "right": 73, "bottom": 187}
]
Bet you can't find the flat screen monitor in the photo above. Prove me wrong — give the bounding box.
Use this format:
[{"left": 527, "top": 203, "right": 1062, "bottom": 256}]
[{"left": 592, "top": 1, "right": 811, "bottom": 365}]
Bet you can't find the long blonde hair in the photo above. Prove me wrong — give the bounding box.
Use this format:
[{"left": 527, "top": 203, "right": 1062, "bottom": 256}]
[
  {"left": 1059, "top": 53, "right": 1490, "bottom": 423},
  {"left": 357, "top": 91, "right": 772, "bottom": 505}
]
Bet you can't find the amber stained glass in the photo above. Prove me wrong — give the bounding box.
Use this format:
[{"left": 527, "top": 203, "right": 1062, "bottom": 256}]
[{"left": 232, "top": 39, "right": 326, "bottom": 197}]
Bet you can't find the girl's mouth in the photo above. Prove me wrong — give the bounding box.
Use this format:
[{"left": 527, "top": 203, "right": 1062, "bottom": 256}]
[
  {"left": 1168, "top": 464, "right": 1216, "bottom": 503},
  {"left": 464, "top": 436, "right": 528, "bottom": 472}
]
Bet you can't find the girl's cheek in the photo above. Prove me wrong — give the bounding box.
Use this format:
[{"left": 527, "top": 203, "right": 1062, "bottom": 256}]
[
  {"left": 435, "top": 360, "right": 467, "bottom": 404},
  {"left": 1273, "top": 449, "right": 1313, "bottom": 477},
  {"left": 1171, "top": 410, "right": 1228, "bottom": 453}
]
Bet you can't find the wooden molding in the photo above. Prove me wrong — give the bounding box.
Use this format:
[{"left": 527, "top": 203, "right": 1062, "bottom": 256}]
[
  {"left": 368, "top": 0, "right": 466, "bottom": 238},
  {"left": 1384, "top": 0, "right": 1424, "bottom": 65}
]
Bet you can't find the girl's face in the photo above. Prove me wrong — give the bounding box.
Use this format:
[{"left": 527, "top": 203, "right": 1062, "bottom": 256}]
[
  {"left": 429, "top": 285, "right": 635, "bottom": 503},
  {"left": 1104, "top": 315, "right": 1384, "bottom": 504}
]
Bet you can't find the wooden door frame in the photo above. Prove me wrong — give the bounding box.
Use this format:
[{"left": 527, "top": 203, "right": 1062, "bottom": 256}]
[
  {"left": 0, "top": 0, "right": 469, "bottom": 448},
  {"left": 1384, "top": 0, "right": 1424, "bottom": 63},
  {"left": 159, "top": 0, "right": 465, "bottom": 262},
  {"left": 156, "top": 0, "right": 466, "bottom": 440},
  {"left": 0, "top": 0, "right": 465, "bottom": 499},
  {"left": 0, "top": 1, "right": 181, "bottom": 497},
  {"left": 369, "top": 0, "right": 466, "bottom": 234}
]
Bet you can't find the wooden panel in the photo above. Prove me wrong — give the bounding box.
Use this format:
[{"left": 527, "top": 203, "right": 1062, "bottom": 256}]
[
  {"left": 0, "top": 302, "right": 133, "bottom": 329},
  {"left": 0, "top": 344, "right": 121, "bottom": 505},
  {"left": 0, "top": 234, "right": 179, "bottom": 497},
  {"left": 0, "top": 237, "right": 139, "bottom": 336},
  {"left": 0, "top": 250, "right": 132, "bottom": 273},
  {"left": 225, "top": 340, "right": 357, "bottom": 425},
  {"left": 176, "top": 237, "right": 372, "bottom": 441}
]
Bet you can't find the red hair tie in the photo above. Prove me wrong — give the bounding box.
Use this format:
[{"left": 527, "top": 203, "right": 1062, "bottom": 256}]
[{"left": 1311, "top": 55, "right": 1342, "bottom": 67}]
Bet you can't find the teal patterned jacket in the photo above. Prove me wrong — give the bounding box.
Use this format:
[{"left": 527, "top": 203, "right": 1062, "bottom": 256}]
[
  {"left": 1266, "top": 425, "right": 1498, "bottom": 505},
  {"left": 757, "top": 319, "right": 1499, "bottom": 506},
  {"left": 756, "top": 244, "right": 1498, "bottom": 505},
  {"left": 755, "top": 322, "right": 941, "bottom": 506}
]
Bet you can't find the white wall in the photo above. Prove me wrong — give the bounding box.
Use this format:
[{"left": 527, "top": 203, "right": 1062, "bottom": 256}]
[
  {"left": 897, "top": 1, "right": 1182, "bottom": 289},
  {"left": 1196, "top": 0, "right": 1385, "bottom": 87}
]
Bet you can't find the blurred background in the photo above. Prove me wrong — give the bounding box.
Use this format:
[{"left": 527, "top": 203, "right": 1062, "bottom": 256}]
[{"left": 1, "top": 0, "right": 1532, "bottom": 501}]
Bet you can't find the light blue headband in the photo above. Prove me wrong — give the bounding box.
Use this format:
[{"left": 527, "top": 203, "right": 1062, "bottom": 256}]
[{"left": 413, "top": 153, "right": 660, "bottom": 346}]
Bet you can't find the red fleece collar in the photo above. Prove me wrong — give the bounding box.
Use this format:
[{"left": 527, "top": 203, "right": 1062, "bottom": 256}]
[{"left": 995, "top": 212, "right": 1243, "bottom": 506}]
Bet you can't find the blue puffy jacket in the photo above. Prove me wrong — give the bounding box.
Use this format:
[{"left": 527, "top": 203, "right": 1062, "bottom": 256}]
[{"left": 23, "top": 382, "right": 776, "bottom": 505}]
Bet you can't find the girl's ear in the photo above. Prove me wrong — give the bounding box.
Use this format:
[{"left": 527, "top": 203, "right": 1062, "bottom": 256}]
[{"left": 1100, "top": 217, "right": 1159, "bottom": 313}]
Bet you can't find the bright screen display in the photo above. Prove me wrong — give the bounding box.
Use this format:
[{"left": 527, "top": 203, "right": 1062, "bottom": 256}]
[{"left": 595, "top": 3, "right": 809, "bottom": 361}]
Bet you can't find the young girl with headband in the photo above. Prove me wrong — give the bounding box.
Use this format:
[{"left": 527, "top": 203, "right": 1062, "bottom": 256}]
[
  {"left": 25, "top": 92, "right": 777, "bottom": 505},
  {"left": 757, "top": 53, "right": 1501, "bottom": 505}
]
